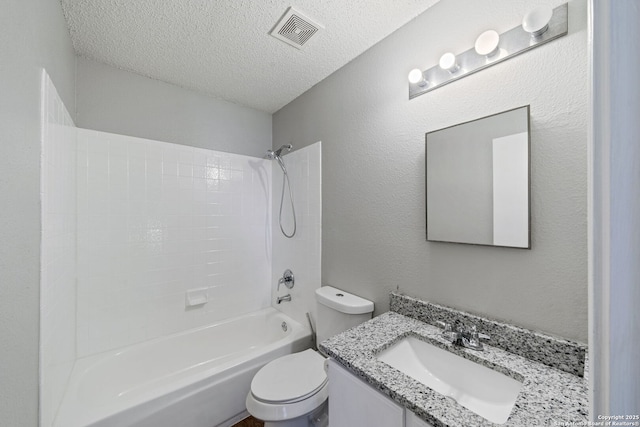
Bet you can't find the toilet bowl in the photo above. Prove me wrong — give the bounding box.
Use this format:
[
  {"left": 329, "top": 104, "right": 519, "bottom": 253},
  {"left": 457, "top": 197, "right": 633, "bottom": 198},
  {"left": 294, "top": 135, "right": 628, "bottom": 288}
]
[
  {"left": 246, "top": 286, "right": 374, "bottom": 426},
  {"left": 245, "top": 349, "right": 328, "bottom": 427}
]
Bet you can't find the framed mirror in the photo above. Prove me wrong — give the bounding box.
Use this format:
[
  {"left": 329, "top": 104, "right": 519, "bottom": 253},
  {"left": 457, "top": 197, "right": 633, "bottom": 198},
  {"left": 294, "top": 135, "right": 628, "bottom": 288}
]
[{"left": 426, "top": 106, "right": 530, "bottom": 249}]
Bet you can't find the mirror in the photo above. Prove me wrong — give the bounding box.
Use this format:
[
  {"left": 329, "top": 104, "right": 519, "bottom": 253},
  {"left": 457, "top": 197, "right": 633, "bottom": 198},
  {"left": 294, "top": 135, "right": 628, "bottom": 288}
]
[{"left": 426, "top": 106, "right": 530, "bottom": 248}]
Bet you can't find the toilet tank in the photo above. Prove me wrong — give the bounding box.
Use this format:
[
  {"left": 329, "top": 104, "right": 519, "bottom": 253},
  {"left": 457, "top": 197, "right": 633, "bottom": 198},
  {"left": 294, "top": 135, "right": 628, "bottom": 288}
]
[{"left": 315, "top": 286, "right": 374, "bottom": 346}]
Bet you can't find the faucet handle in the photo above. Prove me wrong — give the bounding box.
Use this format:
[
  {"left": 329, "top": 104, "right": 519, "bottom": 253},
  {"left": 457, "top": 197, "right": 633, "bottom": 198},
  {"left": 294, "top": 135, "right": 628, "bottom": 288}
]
[
  {"left": 278, "top": 269, "right": 295, "bottom": 291},
  {"left": 437, "top": 321, "right": 460, "bottom": 345},
  {"left": 468, "top": 324, "right": 490, "bottom": 340},
  {"left": 436, "top": 321, "right": 452, "bottom": 332},
  {"left": 275, "top": 270, "right": 294, "bottom": 304}
]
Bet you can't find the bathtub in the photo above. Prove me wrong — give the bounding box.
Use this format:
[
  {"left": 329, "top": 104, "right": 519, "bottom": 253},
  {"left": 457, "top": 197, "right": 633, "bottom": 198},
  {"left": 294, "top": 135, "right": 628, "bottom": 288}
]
[{"left": 54, "top": 308, "right": 311, "bottom": 427}]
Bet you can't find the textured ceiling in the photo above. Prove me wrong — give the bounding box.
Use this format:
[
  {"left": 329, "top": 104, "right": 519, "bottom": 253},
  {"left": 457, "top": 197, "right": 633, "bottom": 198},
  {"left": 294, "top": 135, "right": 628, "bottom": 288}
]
[{"left": 59, "top": 0, "right": 439, "bottom": 113}]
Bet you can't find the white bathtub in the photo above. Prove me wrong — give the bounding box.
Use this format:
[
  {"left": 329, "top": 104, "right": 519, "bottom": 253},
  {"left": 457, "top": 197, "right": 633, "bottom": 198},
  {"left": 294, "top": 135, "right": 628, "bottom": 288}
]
[{"left": 54, "top": 308, "right": 311, "bottom": 427}]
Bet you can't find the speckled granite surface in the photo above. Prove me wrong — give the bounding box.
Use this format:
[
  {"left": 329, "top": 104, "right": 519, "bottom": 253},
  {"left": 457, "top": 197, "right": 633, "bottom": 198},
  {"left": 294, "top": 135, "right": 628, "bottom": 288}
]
[
  {"left": 320, "top": 312, "right": 588, "bottom": 427},
  {"left": 390, "top": 292, "right": 587, "bottom": 377}
]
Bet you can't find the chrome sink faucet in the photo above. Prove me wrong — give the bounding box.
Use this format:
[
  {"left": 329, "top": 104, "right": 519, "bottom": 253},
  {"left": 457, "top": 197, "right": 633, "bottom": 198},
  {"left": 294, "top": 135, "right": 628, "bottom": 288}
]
[{"left": 436, "top": 321, "right": 490, "bottom": 351}]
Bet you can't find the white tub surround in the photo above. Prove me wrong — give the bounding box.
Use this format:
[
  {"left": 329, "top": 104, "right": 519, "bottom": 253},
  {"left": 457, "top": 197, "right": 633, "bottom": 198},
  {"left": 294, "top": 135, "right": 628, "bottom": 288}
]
[
  {"left": 76, "top": 129, "right": 273, "bottom": 356},
  {"left": 55, "top": 308, "right": 310, "bottom": 427}
]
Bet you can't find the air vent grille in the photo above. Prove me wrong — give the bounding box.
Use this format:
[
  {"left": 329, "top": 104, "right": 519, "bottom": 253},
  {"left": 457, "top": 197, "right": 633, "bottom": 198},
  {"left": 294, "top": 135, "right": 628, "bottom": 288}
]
[{"left": 270, "top": 7, "right": 323, "bottom": 49}]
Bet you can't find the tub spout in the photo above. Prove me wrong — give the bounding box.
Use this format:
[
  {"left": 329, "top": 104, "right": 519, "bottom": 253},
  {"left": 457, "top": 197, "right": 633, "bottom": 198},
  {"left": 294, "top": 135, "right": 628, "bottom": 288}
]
[{"left": 277, "top": 294, "right": 292, "bottom": 304}]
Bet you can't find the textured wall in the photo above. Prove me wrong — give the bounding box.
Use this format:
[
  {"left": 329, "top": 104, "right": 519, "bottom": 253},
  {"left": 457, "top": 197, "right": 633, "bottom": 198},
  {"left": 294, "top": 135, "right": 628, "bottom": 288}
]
[
  {"left": 0, "top": 0, "right": 76, "bottom": 425},
  {"left": 273, "top": 0, "right": 588, "bottom": 342},
  {"left": 76, "top": 57, "right": 272, "bottom": 157}
]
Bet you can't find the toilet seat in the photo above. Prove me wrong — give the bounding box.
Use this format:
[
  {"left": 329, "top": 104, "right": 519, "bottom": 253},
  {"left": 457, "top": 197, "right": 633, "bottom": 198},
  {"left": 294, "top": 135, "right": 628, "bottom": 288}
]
[
  {"left": 251, "top": 349, "right": 327, "bottom": 403},
  {"left": 246, "top": 349, "right": 329, "bottom": 422}
]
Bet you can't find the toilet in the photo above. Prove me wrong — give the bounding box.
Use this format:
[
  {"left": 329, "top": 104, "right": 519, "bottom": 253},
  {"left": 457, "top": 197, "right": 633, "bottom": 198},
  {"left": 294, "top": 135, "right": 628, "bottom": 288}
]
[{"left": 245, "top": 286, "right": 374, "bottom": 427}]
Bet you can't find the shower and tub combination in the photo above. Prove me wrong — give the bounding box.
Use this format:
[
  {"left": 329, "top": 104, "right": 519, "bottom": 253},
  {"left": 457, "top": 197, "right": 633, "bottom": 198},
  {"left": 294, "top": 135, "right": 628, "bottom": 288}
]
[{"left": 41, "top": 87, "right": 322, "bottom": 427}]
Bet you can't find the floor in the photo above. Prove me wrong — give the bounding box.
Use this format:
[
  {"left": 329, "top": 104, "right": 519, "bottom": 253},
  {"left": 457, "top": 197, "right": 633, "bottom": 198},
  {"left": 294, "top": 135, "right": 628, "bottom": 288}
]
[{"left": 231, "top": 415, "right": 264, "bottom": 427}]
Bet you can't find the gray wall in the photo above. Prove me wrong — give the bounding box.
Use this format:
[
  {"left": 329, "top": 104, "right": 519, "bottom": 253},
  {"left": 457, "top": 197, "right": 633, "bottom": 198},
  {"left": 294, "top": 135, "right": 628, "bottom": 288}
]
[
  {"left": 0, "top": 0, "right": 76, "bottom": 425},
  {"left": 273, "top": 0, "right": 588, "bottom": 342},
  {"left": 76, "top": 57, "right": 272, "bottom": 157}
]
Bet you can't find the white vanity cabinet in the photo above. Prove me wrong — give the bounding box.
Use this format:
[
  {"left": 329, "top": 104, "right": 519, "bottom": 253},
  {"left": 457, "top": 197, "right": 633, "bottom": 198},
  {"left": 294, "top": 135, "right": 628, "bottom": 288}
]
[
  {"left": 405, "top": 410, "right": 435, "bottom": 427},
  {"left": 328, "top": 359, "right": 404, "bottom": 427},
  {"left": 327, "top": 359, "right": 434, "bottom": 427}
]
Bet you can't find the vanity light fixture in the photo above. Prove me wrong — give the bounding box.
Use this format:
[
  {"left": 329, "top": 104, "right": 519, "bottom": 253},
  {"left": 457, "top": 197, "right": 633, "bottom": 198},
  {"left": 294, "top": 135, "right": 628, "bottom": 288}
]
[
  {"left": 439, "top": 52, "right": 460, "bottom": 73},
  {"left": 474, "top": 30, "right": 500, "bottom": 57},
  {"left": 522, "top": 6, "right": 553, "bottom": 38},
  {"left": 408, "top": 68, "right": 428, "bottom": 87},
  {"left": 408, "top": 2, "right": 568, "bottom": 99}
]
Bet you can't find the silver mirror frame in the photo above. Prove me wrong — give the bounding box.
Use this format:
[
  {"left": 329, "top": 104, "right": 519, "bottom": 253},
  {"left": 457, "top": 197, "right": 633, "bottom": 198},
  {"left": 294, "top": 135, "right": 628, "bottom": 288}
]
[{"left": 425, "top": 105, "right": 531, "bottom": 249}]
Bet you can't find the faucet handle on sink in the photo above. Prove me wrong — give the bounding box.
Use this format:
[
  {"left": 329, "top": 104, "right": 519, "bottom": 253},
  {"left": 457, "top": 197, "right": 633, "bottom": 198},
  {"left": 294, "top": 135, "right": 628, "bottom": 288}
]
[
  {"left": 435, "top": 321, "right": 452, "bottom": 331},
  {"left": 468, "top": 324, "right": 491, "bottom": 341},
  {"left": 436, "top": 321, "right": 461, "bottom": 344},
  {"left": 461, "top": 324, "right": 491, "bottom": 350}
]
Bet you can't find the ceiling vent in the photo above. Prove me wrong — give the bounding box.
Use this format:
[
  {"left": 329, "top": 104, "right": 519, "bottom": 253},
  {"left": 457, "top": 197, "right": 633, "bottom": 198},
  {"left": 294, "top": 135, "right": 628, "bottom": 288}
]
[{"left": 270, "top": 7, "right": 323, "bottom": 49}]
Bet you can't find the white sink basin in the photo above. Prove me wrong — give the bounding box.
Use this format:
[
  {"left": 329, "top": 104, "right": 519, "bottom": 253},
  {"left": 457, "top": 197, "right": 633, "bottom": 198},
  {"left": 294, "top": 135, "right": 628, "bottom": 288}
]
[{"left": 377, "top": 336, "right": 522, "bottom": 424}]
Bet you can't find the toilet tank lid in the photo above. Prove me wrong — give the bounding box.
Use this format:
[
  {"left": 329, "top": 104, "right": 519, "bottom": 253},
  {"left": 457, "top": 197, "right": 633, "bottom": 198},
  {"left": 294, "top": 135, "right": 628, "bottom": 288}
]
[{"left": 315, "top": 286, "right": 374, "bottom": 315}]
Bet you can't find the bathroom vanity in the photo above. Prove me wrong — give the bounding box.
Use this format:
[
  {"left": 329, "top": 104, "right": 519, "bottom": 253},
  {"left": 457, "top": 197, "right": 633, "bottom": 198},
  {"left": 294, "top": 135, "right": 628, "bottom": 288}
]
[
  {"left": 321, "top": 293, "right": 588, "bottom": 427},
  {"left": 328, "top": 359, "right": 430, "bottom": 427}
]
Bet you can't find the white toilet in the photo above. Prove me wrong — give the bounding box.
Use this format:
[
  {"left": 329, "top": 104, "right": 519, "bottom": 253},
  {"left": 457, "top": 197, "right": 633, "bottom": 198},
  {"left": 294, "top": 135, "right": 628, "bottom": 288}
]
[{"left": 245, "top": 286, "right": 374, "bottom": 427}]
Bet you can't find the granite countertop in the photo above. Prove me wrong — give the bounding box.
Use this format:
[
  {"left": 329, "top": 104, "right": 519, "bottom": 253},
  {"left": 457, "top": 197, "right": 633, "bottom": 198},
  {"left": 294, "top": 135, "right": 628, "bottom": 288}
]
[{"left": 320, "top": 311, "right": 588, "bottom": 427}]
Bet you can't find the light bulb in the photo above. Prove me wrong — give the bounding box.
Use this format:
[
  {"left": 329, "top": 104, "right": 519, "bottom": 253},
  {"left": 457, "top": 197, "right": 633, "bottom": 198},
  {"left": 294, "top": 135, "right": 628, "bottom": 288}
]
[
  {"left": 475, "top": 30, "right": 500, "bottom": 57},
  {"left": 522, "top": 6, "right": 553, "bottom": 38},
  {"left": 439, "top": 52, "right": 459, "bottom": 73},
  {"left": 408, "top": 68, "right": 427, "bottom": 87}
]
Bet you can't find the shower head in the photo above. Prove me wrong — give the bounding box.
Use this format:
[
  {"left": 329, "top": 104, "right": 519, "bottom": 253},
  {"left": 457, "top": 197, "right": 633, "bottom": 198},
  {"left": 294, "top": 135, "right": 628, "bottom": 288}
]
[
  {"left": 274, "top": 144, "right": 292, "bottom": 157},
  {"left": 266, "top": 144, "right": 293, "bottom": 159}
]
